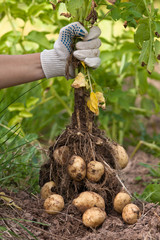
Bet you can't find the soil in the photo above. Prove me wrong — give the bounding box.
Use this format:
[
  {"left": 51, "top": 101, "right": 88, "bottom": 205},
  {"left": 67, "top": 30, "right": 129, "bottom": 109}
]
[{"left": 1, "top": 148, "right": 160, "bottom": 240}]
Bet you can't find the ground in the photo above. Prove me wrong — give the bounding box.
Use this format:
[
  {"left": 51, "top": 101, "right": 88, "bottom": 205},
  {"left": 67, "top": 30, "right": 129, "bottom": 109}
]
[{"left": 1, "top": 147, "right": 160, "bottom": 240}]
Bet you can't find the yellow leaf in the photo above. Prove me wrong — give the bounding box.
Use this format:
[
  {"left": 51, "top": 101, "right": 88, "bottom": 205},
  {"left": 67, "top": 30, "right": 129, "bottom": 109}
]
[
  {"left": 95, "top": 92, "right": 105, "bottom": 104},
  {"left": 81, "top": 61, "right": 86, "bottom": 69},
  {"left": 95, "top": 92, "right": 106, "bottom": 110},
  {"left": 87, "top": 92, "right": 99, "bottom": 115},
  {"left": 72, "top": 72, "right": 86, "bottom": 88},
  {"left": 0, "top": 192, "right": 22, "bottom": 210}
]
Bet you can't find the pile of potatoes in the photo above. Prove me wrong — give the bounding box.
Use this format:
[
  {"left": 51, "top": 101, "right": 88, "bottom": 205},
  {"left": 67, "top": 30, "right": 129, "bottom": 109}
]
[{"left": 40, "top": 144, "right": 141, "bottom": 227}]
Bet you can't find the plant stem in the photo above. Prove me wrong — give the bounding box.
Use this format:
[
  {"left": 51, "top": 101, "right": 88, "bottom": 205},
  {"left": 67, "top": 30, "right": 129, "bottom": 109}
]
[
  {"left": 87, "top": 68, "right": 93, "bottom": 92},
  {"left": 130, "top": 140, "right": 160, "bottom": 160},
  {"left": 119, "top": 121, "right": 124, "bottom": 145}
]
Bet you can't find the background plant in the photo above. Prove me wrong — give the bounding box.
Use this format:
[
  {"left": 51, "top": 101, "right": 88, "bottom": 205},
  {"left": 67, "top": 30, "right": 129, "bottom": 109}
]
[{"left": 0, "top": 0, "right": 160, "bottom": 199}]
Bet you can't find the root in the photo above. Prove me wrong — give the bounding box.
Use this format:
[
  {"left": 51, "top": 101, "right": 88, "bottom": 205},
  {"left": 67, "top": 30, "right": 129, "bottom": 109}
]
[{"left": 39, "top": 87, "right": 130, "bottom": 212}]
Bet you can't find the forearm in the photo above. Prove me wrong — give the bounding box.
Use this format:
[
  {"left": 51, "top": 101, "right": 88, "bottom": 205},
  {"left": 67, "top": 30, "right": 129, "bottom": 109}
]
[{"left": 0, "top": 53, "right": 45, "bottom": 89}]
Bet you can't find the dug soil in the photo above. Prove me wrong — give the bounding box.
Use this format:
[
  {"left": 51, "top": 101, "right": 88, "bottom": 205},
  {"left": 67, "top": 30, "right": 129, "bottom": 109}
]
[{"left": 1, "top": 148, "right": 160, "bottom": 240}]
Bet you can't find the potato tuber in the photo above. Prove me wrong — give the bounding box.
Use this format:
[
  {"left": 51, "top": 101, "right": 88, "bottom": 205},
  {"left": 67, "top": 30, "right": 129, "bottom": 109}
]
[
  {"left": 41, "top": 181, "right": 56, "bottom": 200},
  {"left": 113, "top": 192, "right": 131, "bottom": 213},
  {"left": 87, "top": 161, "right": 104, "bottom": 182},
  {"left": 53, "top": 146, "right": 69, "bottom": 165},
  {"left": 122, "top": 203, "right": 141, "bottom": 224},
  {"left": 72, "top": 191, "right": 105, "bottom": 213},
  {"left": 44, "top": 194, "right": 64, "bottom": 215},
  {"left": 82, "top": 207, "right": 106, "bottom": 228},
  {"left": 112, "top": 144, "right": 129, "bottom": 169},
  {"left": 68, "top": 155, "right": 86, "bottom": 181}
]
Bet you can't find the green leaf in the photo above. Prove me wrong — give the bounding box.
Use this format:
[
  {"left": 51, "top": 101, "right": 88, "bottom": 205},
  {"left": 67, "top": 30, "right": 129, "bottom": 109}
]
[
  {"left": 25, "top": 31, "right": 51, "bottom": 49},
  {"left": 66, "top": 0, "right": 85, "bottom": 16},
  {"left": 26, "top": 97, "right": 39, "bottom": 108},
  {"left": 147, "top": 50, "right": 156, "bottom": 74},
  {"left": 154, "top": 21, "right": 160, "bottom": 36},
  {"left": 149, "top": 71, "right": 160, "bottom": 81},
  {"left": 148, "top": 84, "right": 160, "bottom": 100},
  {"left": 111, "top": 6, "right": 121, "bottom": 21},
  {"left": 8, "top": 115, "right": 22, "bottom": 127},
  {"left": 154, "top": 39, "right": 160, "bottom": 59},
  {"left": 10, "top": 7, "right": 27, "bottom": 21},
  {"left": 19, "top": 110, "right": 33, "bottom": 118},
  {"left": 141, "top": 97, "right": 154, "bottom": 114},
  {"left": 139, "top": 40, "right": 149, "bottom": 65},
  {"left": 8, "top": 103, "right": 25, "bottom": 112},
  {"left": 137, "top": 68, "right": 148, "bottom": 94},
  {"left": 27, "top": 3, "right": 45, "bottom": 16},
  {"left": 141, "top": 183, "right": 160, "bottom": 204},
  {"left": 134, "top": 23, "right": 150, "bottom": 48}
]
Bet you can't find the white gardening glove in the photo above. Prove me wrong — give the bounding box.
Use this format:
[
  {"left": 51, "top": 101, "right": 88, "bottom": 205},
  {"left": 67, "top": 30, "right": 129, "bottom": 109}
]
[
  {"left": 73, "top": 26, "right": 101, "bottom": 69},
  {"left": 40, "top": 22, "right": 101, "bottom": 79}
]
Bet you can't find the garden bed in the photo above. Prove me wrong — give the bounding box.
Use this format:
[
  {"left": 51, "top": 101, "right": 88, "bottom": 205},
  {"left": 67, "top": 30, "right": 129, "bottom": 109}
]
[{"left": 1, "top": 148, "right": 160, "bottom": 240}]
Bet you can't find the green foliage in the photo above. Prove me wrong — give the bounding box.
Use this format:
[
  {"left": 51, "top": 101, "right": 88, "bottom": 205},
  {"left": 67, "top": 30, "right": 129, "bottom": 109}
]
[{"left": 136, "top": 162, "right": 160, "bottom": 204}]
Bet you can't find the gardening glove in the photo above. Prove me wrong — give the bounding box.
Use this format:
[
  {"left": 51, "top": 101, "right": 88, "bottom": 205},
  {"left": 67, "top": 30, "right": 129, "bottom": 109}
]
[
  {"left": 73, "top": 26, "right": 101, "bottom": 69},
  {"left": 40, "top": 22, "right": 101, "bottom": 79}
]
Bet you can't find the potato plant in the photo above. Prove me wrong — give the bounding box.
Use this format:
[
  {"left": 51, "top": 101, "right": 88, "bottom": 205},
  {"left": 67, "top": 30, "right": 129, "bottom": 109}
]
[
  {"left": 0, "top": 0, "right": 160, "bottom": 225},
  {"left": 40, "top": 0, "right": 160, "bottom": 215}
]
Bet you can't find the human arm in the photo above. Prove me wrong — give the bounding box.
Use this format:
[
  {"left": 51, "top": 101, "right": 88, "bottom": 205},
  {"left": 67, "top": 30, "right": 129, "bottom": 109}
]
[
  {"left": 0, "top": 53, "right": 45, "bottom": 89},
  {"left": 0, "top": 22, "right": 101, "bottom": 89}
]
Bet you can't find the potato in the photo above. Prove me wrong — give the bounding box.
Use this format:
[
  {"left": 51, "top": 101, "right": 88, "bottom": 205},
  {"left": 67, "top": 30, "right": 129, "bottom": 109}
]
[
  {"left": 68, "top": 155, "right": 86, "bottom": 181},
  {"left": 41, "top": 181, "right": 56, "bottom": 200},
  {"left": 53, "top": 146, "right": 69, "bottom": 165},
  {"left": 72, "top": 191, "right": 105, "bottom": 213},
  {"left": 44, "top": 194, "right": 64, "bottom": 215},
  {"left": 113, "top": 192, "right": 131, "bottom": 213},
  {"left": 122, "top": 203, "right": 141, "bottom": 224},
  {"left": 87, "top": 161, "right": 104, "bottom": 182},
  {"left": 82, "top": 207, "right": 106, "bottom": 228},
  {"left": 112, "top": 144, "right": 129, "bottom": 169}
]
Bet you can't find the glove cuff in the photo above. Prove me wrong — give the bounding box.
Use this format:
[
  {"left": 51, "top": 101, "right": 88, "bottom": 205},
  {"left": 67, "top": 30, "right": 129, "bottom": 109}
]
[{"left": 40, "top": 49, "right": 66, "bottom": 79}]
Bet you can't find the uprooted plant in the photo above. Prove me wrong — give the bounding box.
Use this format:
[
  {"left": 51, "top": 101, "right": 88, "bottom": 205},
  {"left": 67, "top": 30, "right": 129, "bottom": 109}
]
[{"left": 39, "top": 0, "right": 160, "bottom": 227}]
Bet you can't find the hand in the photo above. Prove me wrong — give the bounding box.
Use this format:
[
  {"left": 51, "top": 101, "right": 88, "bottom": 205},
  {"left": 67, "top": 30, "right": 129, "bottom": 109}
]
[
  {"left": 40, "top": 22, "right": 101, "bottom": 79},
  {"left": 74, "top": 26, "right": 101, "bottom": 69}
]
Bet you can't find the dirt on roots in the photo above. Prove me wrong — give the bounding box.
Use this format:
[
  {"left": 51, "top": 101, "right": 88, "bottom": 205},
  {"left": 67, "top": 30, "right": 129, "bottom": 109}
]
[{"left": 39, "top": 88, "right": 123, "bottom": 212}]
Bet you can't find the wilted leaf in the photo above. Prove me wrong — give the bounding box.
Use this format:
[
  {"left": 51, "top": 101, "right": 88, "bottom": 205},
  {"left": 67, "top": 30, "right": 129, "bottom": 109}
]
[
  {"left": 0, "top": 192, "right": 22, "bottom": 210},
  {"left": 95, "top": 92, "right": 106, "bottom": 109},
  {"left": 87, "top": 92, "right": 99, "bottom": 115},
  {"left": 72, "top": 72, "right": 86, "bottom": 88}
]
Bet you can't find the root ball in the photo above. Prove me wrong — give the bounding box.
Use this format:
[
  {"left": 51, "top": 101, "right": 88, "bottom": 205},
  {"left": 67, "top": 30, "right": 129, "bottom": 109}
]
[{"left": 53, "top": 146, "right": 69, "bottom": 165}]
